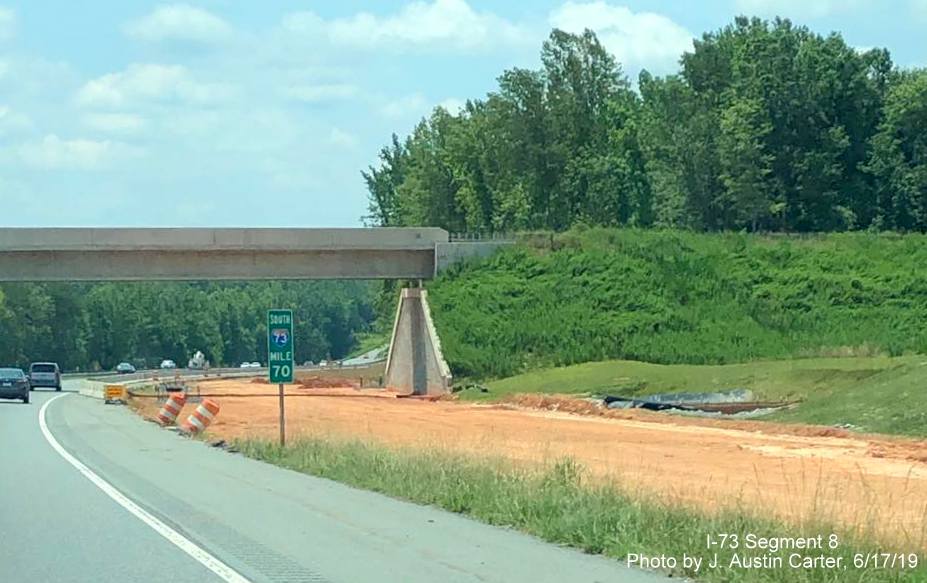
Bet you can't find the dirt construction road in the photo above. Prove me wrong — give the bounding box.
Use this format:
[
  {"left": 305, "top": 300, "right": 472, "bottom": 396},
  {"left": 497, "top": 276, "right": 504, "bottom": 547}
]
[{"left": 135, "top": 378, "right": 927, "bottom": 551}]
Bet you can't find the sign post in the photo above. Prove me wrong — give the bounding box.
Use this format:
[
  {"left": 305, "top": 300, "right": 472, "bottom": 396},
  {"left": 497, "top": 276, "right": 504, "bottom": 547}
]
[{"left": 267, "top": 309, "right": 294, "bottom": 446}]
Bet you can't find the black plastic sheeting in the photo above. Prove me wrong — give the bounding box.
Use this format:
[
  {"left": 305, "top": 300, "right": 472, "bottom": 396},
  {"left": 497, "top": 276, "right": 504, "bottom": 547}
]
[
  {"left": 603, "top": 395, "right": 696, "bottom": 412},
  {"left": 603, "top": 389, "right": 754, "bottom": 412}
]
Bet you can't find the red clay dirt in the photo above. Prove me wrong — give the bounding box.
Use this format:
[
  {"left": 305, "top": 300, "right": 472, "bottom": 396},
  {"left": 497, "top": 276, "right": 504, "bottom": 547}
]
[{"left": 131, "top": 378, "right": 927, "bottom": 551}]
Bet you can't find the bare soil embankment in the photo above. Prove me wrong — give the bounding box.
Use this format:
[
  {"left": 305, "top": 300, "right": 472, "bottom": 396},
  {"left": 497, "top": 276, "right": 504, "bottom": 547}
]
[{"left": 131, "top": 378, "right": 927, "bottom": 550}]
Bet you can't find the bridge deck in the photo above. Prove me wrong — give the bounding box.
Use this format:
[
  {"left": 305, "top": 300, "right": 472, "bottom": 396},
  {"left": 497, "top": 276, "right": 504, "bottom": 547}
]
[{"left": 0, "top": 227, "right": 505, "bottom": 281}]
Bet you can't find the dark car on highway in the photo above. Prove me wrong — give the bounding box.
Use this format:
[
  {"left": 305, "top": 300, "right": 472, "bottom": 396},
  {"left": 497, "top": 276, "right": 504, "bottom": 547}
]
[
  {"left": 0, "top": 368, "right": 30, "bottom": 404},
  {"left": 29, "top": 362, "right": 61, "bottom": 390},
  {"left": 116, "top": 362, "right": 136, "bottom": 374}
]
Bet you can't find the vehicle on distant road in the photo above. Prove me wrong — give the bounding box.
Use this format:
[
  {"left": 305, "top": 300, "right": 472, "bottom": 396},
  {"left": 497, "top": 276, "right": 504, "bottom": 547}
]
[
  {"left": 29, "top": 362, "right": 61, "bottom": 391},
  {"left": 160, "top": 359, "right": 177, "bottom": 369},
  {"left": 0, "top": 368, "right": 30, "bottom": 404},
  {"left": 249, "top": 361, "right": 261, "bottom": 368},
  {"left": 115, "top": 362, "right": 136, "bottom": 374},
  {"left": 319, "top": 360, "right": 328, "bottom": 368},
  {"left": 188, "top": 350, "right": 207, "bottom": 369}
]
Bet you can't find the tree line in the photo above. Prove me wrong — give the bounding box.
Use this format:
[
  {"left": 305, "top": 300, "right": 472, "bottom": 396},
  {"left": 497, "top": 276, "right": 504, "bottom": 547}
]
[
  {"left": 0, "top": 281, "right": 376, "bottom": 371},
  {"left": 364, "top": 17, "right": 927, "bottom": 233}
]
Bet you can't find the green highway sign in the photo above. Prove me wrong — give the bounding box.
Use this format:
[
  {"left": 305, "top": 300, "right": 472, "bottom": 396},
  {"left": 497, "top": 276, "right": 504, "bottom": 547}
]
[{"left": 267, "top": 309, "right": 294, "bottom": 384}]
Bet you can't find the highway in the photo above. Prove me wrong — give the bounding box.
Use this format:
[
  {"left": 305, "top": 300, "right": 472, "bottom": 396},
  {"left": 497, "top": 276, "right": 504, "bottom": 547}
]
[{"left": 0, "top": 381, "right": 668, "bottom": 583}]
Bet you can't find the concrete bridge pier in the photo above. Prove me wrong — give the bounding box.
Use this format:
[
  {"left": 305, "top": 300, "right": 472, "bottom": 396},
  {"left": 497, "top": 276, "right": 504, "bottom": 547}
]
[{"left": 383, "top": 288, "right": 452, "bottom": 395}]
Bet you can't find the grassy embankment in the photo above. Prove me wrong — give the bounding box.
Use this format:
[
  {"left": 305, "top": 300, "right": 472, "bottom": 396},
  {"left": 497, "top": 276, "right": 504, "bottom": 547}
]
[
  {"left": 236, "top": 436, "right": 926, "bottom": 583},
  {"left": 478, "top": 355, "right": 927, "bottom": 436},
  {"left": 427, "top": 228, "right": 927, "bottom": 436}
]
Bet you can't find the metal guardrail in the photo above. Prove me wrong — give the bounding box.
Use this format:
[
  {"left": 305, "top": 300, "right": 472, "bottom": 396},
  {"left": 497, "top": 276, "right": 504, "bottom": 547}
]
[
  {"left": 73, "top": 360, "right": 387, "bottom": 383},
  {"left": 62, "top": 371, "right": 121, "bottom": 379},
  {"left": 449, "top": 232, "right": 516, "bottom": 242}
]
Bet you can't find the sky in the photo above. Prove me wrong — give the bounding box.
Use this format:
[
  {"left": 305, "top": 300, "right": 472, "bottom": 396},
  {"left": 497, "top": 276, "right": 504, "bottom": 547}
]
[{"left": 1, "top": 1, "right": 925, "bottom": 228}]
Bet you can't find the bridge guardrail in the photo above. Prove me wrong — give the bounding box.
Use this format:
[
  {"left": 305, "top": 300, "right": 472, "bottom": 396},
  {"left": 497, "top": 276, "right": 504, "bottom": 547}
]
[{"left": 75, "top": 360, "right": 387, "bottom": 400}]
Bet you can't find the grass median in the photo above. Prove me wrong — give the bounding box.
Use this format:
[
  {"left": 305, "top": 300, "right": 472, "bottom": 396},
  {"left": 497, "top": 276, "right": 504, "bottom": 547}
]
[{"left": 234, "top": 436, "right": 925, "bottom": 582}]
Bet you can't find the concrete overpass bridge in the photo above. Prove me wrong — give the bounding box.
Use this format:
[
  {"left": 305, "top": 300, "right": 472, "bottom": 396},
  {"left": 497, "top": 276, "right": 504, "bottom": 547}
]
[
  {"left": 0, "top": 227, "right": 500, "bottom": 281},
  {"left": 0, "top": 227, "right": 508, "bottom": 394}
]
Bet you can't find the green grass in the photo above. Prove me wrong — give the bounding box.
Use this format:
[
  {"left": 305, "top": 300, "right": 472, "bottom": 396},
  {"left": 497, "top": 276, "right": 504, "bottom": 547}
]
[
  {"left": 469, "top": 355, "right": 927, "bottom": 437},
  {"left": 771, "top": 358, "right": 927, "bottom": 434},
  {"left": 480, "top": 355, "right": 905, "bottom": 402},
  {"left": 345, "top": 331, "right": 390, "bottom": 359},
  {"left": 427, "top": 228, "right": 927, "bottom": 379},
  {"left": 235, "top": 436, "right": 925, "bottom": 582}
]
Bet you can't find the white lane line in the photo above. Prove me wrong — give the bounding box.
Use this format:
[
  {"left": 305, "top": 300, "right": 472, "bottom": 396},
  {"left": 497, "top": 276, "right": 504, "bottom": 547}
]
[{"left": 39, "top": 394, "right": 252, "bottom": 583}]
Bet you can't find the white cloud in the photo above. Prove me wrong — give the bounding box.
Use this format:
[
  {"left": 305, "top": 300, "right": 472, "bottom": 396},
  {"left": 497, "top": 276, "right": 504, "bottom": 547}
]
[
  {"left": 124, "top": 4, "right": 232, "bottom": 44},
  {"left": 378, "top": 94, "right": 468, "bottom": 120},
  {"left": 76, "top": 64, "right": 233, "bottom": 109},
  {"left": 82, "top": 113, "right": 147, "bottom": 134},
  {"left": 280, "top": 11, "right": 324, "bottom": 35},
  {"left": 437, "top": 98, "right": 465, "bottom": 115},
  {"left": 329, "top": 127, "right": 358, "bottom": 148},
  {"left": 283, "top": 0, "right": 529, "bottom": 52},
  {"left": 283, "top": 83, "right": 358, "bottom": 103},
  {"left": 0, "top": 7, "right": 14, "bottom": 41},
  {"left": 734, "top": 0, "right": 861, "bottom": 18},
  {"left": 18, "top": 134, "right": 138, "bottom": 170},
  {"left": 549, "top": 2, "right": 692, "bottom": 75},
  {"left": 380, "top": 93, "right": 429, "bottom": 119},
  {"left": 0, "top": 105, "right": 32, "bottom": 135}
]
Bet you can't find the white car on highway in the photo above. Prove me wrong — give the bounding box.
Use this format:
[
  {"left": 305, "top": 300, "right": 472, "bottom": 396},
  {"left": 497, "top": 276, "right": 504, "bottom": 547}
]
[
  {"left": 29, "top": 362, "right": 61, "bottom": 391},
  {"left": 159, "top": 359, "right": 177, "bottom": 369}
]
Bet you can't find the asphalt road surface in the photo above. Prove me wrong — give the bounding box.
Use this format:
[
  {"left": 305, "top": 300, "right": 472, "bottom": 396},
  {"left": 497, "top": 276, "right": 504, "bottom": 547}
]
[{"left": 0, "top": 380, "right": 668, "bottom": 583}]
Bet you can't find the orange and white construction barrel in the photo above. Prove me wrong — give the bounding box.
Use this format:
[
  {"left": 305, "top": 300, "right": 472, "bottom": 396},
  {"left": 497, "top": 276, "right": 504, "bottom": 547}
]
[
  {"left": 156, "top": 392, "right": 186, "bottom": 426},
  {"left": 182, "top": 399, "right": 220, "bottom": 434}
]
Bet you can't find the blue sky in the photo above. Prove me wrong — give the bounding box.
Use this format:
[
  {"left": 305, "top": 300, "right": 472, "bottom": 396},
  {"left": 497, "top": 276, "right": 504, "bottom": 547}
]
[{"left": 1, "top": 1, "right": 925, "bottom": 227}]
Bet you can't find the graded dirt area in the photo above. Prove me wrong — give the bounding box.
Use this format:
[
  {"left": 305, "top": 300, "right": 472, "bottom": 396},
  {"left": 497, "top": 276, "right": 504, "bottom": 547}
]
[{"left": 132, "top": 378, "right": 927, "bottom": 550}]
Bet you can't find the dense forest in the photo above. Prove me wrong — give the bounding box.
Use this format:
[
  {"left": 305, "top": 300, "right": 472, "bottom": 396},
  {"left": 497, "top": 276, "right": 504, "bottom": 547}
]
[
  {"left": 364, "top": 17, "right": 927, "bottom": 233},
  {"left": 0, "top": 281, "right": 376, "bottom": 371}
]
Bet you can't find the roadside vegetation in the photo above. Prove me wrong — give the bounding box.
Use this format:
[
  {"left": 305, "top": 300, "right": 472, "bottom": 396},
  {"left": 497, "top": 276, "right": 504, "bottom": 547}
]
[
  {"left": 428, "top": 228, "right": 927, "bottom": 380},
  {"left": 0, "top": 281, "right": 376, "bottom": 371},
  {"left": 236, "top": 437, "right": 925, "bottom": 583}
]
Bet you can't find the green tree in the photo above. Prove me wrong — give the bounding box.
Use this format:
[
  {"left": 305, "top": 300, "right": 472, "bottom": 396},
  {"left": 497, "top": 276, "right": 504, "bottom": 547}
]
[
  {"left": 866, "top": 69, "right": 927, "bottom": 229},
  {"left": 718, "top": 97, "right": 774, "bottom": 230},
  {"left": 362, "top": 135, "right": 408, "bottom": 227},
  {"left": 639, "top": 73, "right": 723, "bottom": 229}
]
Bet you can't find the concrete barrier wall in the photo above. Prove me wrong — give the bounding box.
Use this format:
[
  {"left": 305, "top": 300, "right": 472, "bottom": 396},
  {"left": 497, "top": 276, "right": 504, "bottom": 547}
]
[
  {"left": 384, "top": 288, "right": 452, "bottom": 395},
  {"left": 76, "top": 363, "right": 389, "bottom": 400},
  {"left": 78, "top": 378, "right": 154, "bottom": 399},
  {"left": 434, "top": 241, "right": 509, "bottom": 274}
]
